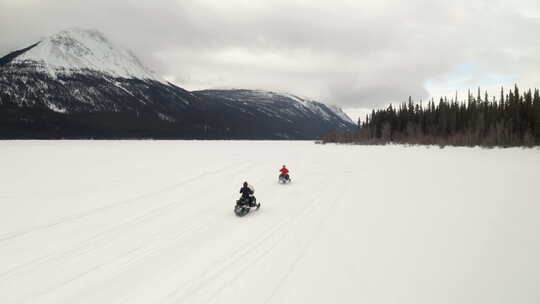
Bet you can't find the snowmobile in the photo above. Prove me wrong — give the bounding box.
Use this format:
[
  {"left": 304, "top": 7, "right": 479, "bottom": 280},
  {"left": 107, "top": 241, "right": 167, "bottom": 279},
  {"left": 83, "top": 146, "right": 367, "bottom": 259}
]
[
  {"left": 234, "top": 196, "right": 260, "bottom": 217},
  {"left": 278, "top": 173, "right": 291, "bottom": 184}
]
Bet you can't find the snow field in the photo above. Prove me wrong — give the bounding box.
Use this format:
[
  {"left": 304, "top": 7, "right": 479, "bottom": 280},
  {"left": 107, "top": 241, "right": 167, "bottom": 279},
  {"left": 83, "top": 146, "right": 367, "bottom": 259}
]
[{"left": 0, "top": 141, "right": 539, "bottom": 303}]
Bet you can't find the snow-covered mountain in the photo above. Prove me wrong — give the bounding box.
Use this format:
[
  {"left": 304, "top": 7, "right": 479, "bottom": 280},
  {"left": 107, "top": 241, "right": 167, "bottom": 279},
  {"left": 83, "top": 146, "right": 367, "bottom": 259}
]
[
  {"left": 0, "top": 29, "right": 355, "bottom": 139},
  {"left": 11, "top": 28, "right": 160, "bottom": 80},
  {"left": 0, "top": 28, "right": 195, "bottom": 117},
  {"left": 196, "top": 89, "right": 354, "bottom": 125},
  {"left": 193, "top": 89, "right": 356, "bottom": 137}
]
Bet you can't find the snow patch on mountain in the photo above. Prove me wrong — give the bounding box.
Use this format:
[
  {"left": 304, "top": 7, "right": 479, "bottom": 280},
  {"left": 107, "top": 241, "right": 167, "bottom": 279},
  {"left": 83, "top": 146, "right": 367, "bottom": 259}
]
[
  {"left": 275, "top": 91, "right": 354, "bottom": 124},
  {"left": 328, "top": 105, "right": 354, "bottom": 123},
  {"left": 13, "top": 28, "right": 161, "bottom": 81},
  {"left": 46, "top": 102, "right": 67, "bottom": 113}
]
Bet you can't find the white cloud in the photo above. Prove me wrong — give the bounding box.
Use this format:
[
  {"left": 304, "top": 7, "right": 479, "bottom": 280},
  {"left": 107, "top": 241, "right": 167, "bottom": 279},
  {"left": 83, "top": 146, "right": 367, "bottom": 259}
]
[{"left": 1, "top": 0, "right": 539, "bottom": 109}]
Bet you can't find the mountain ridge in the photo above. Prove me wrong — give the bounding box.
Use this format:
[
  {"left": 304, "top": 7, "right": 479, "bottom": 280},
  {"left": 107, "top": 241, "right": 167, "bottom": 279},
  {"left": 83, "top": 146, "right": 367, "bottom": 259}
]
[
  {"left": 194, "top": 89, "right": 354, "bottom": 126},
  {"left": 0, "top": 28, "right": 355, "bottom": 139}
]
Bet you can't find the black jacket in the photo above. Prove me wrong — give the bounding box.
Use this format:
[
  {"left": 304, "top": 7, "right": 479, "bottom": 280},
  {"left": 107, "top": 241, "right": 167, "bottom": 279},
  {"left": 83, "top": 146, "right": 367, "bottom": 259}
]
[{"left": 239, "top": 185, "right": 253, "bottom": 198}]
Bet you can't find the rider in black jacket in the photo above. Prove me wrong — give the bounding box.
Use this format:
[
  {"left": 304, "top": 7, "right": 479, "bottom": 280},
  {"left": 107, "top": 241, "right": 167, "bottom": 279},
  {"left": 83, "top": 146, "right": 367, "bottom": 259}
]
[{"left": 239, "top": 182, "right": 257, "bottom": 207}]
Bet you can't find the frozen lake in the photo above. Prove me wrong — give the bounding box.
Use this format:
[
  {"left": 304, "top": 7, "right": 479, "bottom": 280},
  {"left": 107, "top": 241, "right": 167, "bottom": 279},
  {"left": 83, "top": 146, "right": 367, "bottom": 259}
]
[{"left": 1, "top": 141, "right": 539, "bottom": 303}]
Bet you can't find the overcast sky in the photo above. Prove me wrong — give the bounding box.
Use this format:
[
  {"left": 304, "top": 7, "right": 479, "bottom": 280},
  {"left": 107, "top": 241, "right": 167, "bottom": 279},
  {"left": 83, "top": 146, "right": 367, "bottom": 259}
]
[{"left": 1, "top": 0, "right": 539, "bottom": 114}]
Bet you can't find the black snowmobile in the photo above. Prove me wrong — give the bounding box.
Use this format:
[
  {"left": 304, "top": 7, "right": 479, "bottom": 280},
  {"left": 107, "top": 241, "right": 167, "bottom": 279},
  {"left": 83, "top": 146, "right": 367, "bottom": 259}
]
[
  {"left": 235, "top": 182, "right": 260, "bottom": 217},
  {"left": 234, "top": 196, "right": 260, "bottom": 217},
  {"left": 278, "top": 173, "right": 291, "bottom": 184}
]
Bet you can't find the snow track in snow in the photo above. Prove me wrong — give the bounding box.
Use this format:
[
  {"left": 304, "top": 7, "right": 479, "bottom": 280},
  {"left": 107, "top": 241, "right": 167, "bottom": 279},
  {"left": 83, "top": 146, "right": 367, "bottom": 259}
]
[{"left": 1, "top": 141, "right": 539, "bottom": 304}]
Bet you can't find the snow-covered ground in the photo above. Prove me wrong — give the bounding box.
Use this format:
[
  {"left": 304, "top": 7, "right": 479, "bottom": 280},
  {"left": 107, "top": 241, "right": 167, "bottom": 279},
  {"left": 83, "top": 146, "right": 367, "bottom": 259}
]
[{"left": 1, "top": 141, "right": 539, "bottom": 304}]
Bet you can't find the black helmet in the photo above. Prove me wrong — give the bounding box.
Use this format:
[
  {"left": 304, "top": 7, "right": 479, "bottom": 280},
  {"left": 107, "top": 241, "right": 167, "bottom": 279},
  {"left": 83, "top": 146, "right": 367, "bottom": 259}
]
[{"left": 243, "top": 182, "right": 248, "bottom": 187}]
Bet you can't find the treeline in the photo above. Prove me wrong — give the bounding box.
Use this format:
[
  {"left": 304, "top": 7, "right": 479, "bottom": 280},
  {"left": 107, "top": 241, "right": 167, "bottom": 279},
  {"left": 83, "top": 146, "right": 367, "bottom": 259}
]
[{"left": 323, "top": 85, "right": 540, "bottom": 147}]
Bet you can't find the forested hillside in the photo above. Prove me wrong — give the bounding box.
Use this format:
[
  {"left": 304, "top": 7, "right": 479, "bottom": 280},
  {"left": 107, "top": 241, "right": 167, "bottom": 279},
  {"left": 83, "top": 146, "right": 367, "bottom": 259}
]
[{"left": 323, "top": 85, "right": 540, "bottom": 147}]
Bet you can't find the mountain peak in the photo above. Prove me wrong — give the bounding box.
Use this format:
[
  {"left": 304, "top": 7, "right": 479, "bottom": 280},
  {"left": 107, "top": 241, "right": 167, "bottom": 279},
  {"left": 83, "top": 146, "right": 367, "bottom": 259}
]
[{"left": 11, "top": 28, "right": 160, "bottom": 81}]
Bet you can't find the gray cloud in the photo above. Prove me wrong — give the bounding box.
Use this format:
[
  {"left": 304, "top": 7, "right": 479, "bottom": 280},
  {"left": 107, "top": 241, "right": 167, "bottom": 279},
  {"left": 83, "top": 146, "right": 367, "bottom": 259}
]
[{"left": 1, "top": 0, "right": 539, "bottom": 109}]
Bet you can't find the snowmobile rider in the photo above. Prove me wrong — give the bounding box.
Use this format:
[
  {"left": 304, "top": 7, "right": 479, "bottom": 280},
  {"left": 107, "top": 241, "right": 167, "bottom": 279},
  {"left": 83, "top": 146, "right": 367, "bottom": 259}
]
[
  {"left": 279, "top": 165, "right": 290, "bottom": 181},
  {"left": 239, "top": 182, "right": 257, "bottom": 207}
]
